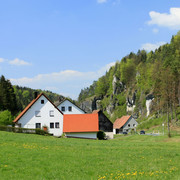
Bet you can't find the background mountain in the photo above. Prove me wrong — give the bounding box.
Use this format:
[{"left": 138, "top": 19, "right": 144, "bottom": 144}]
[{"left": 77, "top": 32, "right": 180, "bottom": 130}]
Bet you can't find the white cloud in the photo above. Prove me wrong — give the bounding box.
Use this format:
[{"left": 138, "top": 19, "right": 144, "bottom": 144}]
[
  {"left": 97, "top": 0, "right": 107, "bottom": 4},
  {"left": 141, "top": 41, "right": 167, "bottom": 52},
  {"left": 148, "top": 7, "right": 180, "bottom": 29},
  {"left": 9, "top": 58, "right": 31, "bottom": 66},
  {"left": 0, "top": 58, "right": 5, "bottom": 63},
  {"left": 10, "top": 62, "right": 115, "bottom": 100},
  {"left": 152, "top": 28, "right": 159, "bottom": 34}
]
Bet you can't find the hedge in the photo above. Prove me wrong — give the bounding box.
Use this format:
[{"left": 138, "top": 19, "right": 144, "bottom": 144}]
[{"left": 0, "top": 125, "right": 50, "bottom": 135}]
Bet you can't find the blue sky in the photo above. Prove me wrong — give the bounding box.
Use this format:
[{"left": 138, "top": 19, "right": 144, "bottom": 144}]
[{"left": 0, "top": 0, "right": 180, "bottom": 99}]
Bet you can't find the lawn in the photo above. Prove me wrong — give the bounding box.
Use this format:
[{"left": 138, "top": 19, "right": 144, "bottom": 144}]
[{"left": 0, "top": 131, "right": 180, "bottom": 180}]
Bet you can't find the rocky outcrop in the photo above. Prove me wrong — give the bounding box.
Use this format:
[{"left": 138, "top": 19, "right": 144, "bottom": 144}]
[
  {"left": 146, "top": 94, "right": 154, "bottom": 117},
  {"left": 80, "top": 96, "right": 102, "bottom": 113},
  {"left": 112, "top": 75, "right": 124, "bottom": 95},
  {"left": 126, "top": 92, "right": 136, "bottom": 112}
]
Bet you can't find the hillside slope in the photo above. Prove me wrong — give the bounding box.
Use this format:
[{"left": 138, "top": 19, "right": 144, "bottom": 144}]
[{"left": 78, "top": 32, "right": 180, "bottom": 126}]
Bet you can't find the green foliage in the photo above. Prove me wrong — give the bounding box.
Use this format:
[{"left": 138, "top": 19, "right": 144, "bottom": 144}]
[
  {"left": 35, "top": 128, "right": 49, "bottom": 135},
  {"left": 95, "top": 75, "right": 109, "bottom": 97},
  {"left": 0, "top": 110, "right": 13, "bottom": 125},
  {"left": 111, "top": 104, "right": 127, "bottom": 122},
  {"left": 13, "top": 85, "right": 61, "bottom": 111},
  {"left": 97, "top": 130, "right": 106, "bottom": 140},
  {"left": 0, "top": 76, "right": 17, "bottom": 114}
]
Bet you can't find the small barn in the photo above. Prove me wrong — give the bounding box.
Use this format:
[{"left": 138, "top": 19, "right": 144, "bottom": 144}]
[
  {"left": 63, "top": 110, "right": 113, "bottom": 139},
  {"left": 113, "top": 115, "right": 138, "bottom": 134},
  {"left": 63, "top": 114, "right": 99, "bottom": 139},
  {"left": 92, "top": 110, "right": 113, "bottom": 132}
]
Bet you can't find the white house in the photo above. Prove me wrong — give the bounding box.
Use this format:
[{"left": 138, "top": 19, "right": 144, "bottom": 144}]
[
  {"left": 57, "top": 99, "right": 85, "bottom": 114},
  {"left": 113, "top": 115, "right": 138, "bottom": 134},
  {"left": 13, "top": 93, "right": 63, "bottom": 136}
]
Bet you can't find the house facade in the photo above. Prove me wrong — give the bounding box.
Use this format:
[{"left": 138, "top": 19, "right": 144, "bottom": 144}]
[
  {"left": 57, "top": 99, "right": 85, "bottom": 114},
  {"left": 113, "top": 115, "right": 138, "bottom": 134},
  {"left": 13, "top": 93, "right": 64, "bottom": 136}
]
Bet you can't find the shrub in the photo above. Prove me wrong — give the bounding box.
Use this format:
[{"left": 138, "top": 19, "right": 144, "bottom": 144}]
[
  {"left": 97, "top": 130, "right": 106, "bottom": 140},
  {"left": 35, "top": 128, "right": 47, "bottom": 135},
  {"left": 0, "top": 110, "right": 13, "bottom": 125}
]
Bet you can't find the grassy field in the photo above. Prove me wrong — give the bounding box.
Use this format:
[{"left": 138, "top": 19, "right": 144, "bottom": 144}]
[{"left": 0, "top": 131, "right": 180, "bottom": 180}]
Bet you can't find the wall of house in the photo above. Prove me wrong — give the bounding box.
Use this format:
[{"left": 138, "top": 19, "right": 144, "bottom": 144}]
[
  {"left": 65, "top": 132, "right": 97, "bottom": 139},
  {"left": 18, "top": 95, "right": 63, "bottom": 136},
  {"left": 123, "top": 117, "right": 138, "bottom": 133},
  {"left": 57, "top": 100, "right": 85, "bottom": 114},
  {"left": 98, "top": 111, "right": 113, "bottom": 132}
]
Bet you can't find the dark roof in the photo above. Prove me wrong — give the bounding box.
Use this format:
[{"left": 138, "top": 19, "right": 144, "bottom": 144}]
[{"left": 13, "top": 93, "right": 63, "bottom": 123}]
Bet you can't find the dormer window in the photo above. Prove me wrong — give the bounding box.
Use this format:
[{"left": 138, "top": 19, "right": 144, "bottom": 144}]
[{"left": 41, "top": 100, "right": 44, "bottom": 104}]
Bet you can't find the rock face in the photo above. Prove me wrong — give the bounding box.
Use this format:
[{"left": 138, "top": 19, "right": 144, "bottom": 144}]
[
  {"left": 146, "top": 94, "right": 154, "bottom": 117},
  {"left": 80, "top": 97, "right": 102, "bottom": 113},
  {"left": 126, "top": 92, "right": 136, "bottom": 112},
  {"left": 112, "top": 75, "right": 124, "bottom": 95}
]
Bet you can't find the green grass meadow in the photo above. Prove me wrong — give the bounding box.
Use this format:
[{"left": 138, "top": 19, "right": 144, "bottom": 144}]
[{"left": 0, "top": 131, "right": 180, "bottom": 180}]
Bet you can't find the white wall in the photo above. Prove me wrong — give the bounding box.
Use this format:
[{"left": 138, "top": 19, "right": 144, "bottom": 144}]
[
  {"left": 65, "top": 132, "right": 97, "bottom": 139},
  {"left": 57, "top": 100, "right": 85, "bottom": 114},
  {"left": 18, "top": 95, "right": 63, "bottom": 136},
  {"left": 123, "top": 117, "right": 138, "bottom": 132}
]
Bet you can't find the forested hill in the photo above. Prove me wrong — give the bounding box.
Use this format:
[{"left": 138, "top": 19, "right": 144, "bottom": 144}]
[
  {"left": 13, "top": 85, "right": 64, "bottom": 112},
  {"left": 0, "top": 75, "right": 64, "bottom": 117},
  {"left": 78, "top": 32, "right": 180, "bottom": 125}
]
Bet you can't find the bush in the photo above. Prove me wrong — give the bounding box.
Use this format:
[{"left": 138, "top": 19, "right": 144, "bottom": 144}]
[
  {"left": 0, "top": 125, "right": 50, "bottom": 135},
  {"left": 0, "top": 110, "right": 13, "bottom": 125},
  {"left": 97, "top": 130, "right": 106, "bottom": 140},
  {"left": 35, "top": 128, "right": 48, "bottom": 135}
]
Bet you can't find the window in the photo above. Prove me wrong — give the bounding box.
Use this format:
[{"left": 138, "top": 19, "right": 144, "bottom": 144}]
[
  {"left": 133, "top": 124, "right": 135, "bottom": 127},
  {"left": 41, "top": 100, "right": 44, "bottom": 104},
  {"left": 36, "top": 123, "right": 41, "bottom": 129},
  {"left": 128, "top": 124, "right": 130, "bottom": 127},
  {"left": 50, "top": 123, "right": 54, "bottom": 129},
  {"left": 68, "top": 106, "right": 72, "bottom": 111},
  {"left": 61, "top": 106, "right": 65, "bottom": 112},
  {"left": 49, "top": 110, "right": 54, "bottom": 117},
  {"left": 55, "top": 122, "right": 59, "bottom": 128},
  {"left": 35, "top": 111, "right": 41, "bottom": 117}
]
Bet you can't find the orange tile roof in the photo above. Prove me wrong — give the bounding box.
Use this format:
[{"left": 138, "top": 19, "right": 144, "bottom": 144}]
[
  {"left": 113, "top": 115, "right": 131, "bottom": 129},
  {"left": 13, "top": 93, "right": 63, "bottom": 123},
  {"left": 63, "top": 114, "right": 99, "bottom": 133}
]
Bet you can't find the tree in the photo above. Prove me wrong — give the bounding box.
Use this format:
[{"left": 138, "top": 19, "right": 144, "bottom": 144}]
[
  {"left": 0, "top": 75, "right": 17, "bottom": 114},
  {"left": 0, "top": 110, "right": 13, "bottom": 125}
]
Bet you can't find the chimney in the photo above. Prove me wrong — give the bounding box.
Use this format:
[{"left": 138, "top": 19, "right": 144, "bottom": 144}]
[{"left": 34, "top": 91, "right": 38, "bottom": 99}]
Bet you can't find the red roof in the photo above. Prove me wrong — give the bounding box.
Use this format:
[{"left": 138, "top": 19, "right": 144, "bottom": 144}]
[
  {"left": 13, "top": 93, "right": 63, "bottom": 123},
  {"left": 113, "top": 116, "right": 131, "bottom": 129},
  {"left": 63, "top": 114, "right": 99, "bottom": 133}
]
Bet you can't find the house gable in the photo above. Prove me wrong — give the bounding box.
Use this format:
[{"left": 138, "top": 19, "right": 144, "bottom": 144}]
[
  {"left": 13, "top": 93, "right": 63, "bottom": 136},
  {"left": 57, "top": 99, "right": 85, "bottom": 114}
]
